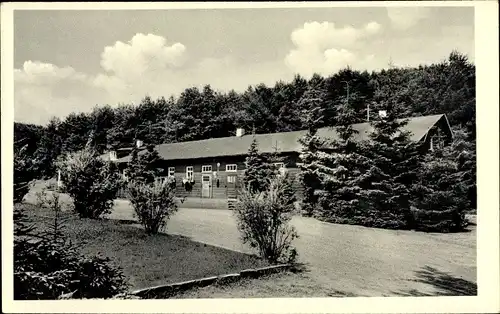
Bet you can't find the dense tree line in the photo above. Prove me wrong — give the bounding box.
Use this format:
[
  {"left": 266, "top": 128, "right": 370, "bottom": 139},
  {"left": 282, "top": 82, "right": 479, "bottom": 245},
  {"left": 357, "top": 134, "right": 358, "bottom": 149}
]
[{"left": 15, "top": 51, "right": 475, "bottom": 179}]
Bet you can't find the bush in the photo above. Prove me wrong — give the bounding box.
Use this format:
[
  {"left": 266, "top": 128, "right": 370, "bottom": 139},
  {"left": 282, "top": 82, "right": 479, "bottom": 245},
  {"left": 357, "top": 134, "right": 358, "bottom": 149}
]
[
  {"left": 14, "top": 241, "right": 128, "bottom": 299},
  {"left": 234, "top": 176, "right": 299, "bottom": 264},
  {"left": 14, "top": 194, "right": 128, "bottom": 300},
  {"left": 75, "top": 255, "right": 128, "bottom": 299},
  {"left": 127, "top": 178, "right": 179, "bottom": 234},
  {"left": 57, "top": 146, "right": 122, "bottom": 219}
]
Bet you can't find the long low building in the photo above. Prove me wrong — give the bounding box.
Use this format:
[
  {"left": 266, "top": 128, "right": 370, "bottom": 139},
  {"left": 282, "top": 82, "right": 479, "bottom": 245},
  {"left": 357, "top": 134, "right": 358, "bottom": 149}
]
[{"left": 106, "top": 114, "right": 453, "bottom": 203}]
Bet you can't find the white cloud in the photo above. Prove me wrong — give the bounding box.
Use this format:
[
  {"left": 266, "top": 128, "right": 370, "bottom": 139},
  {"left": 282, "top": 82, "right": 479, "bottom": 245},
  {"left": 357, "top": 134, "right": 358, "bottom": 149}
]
[
  {"left": 290, "top": 22, "right": 362, "bottom": 50},
  {"left": 365, "top": 21, "right": 382, "bottom": 35},
  {"left": 14, "top": 33, "right": 293, "bottom": 125},
  {"left": 284, "top": 21, "right": 382, "bottom": 78},
  {"left": 14, "top": 60, "right": 88, "bottom": 84},
  {"left": 14, "top": 61, "right": 113, "bottom": 124},
  {"left": 14, "top": 33, "right": 191, "bottom": 124},
  {"left": 386, "top": 7, "right": 432, "bottom": 30},
  {"left": 100, "top": 33, "right": 186, "bottom": 79}
]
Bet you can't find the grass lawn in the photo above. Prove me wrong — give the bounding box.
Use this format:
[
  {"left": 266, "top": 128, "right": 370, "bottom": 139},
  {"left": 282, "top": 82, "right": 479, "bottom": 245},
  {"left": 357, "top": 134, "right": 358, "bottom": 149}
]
[
  {"left": 172, "top": 264, "right": 478, "bottom": 298},
  {"left": 172, "top": 271, "right": 357, "bottom": 298},
  {"left": 21, "top": 204, "right": 269, "bottom": 290}
]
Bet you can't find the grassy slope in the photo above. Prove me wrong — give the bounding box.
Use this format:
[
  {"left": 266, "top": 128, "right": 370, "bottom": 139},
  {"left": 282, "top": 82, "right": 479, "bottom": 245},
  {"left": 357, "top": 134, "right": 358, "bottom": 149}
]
[{"left": 23, "top": 204, "right": 268, "bottom": 290}]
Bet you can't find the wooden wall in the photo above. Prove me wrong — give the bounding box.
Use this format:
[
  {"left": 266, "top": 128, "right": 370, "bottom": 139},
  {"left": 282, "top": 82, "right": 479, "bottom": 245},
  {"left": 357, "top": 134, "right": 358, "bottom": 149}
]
[
  {"left": 419, "top": 116, "right": 454, "bottom": 151},
  {"left": 158, "top": 156, "right": 246, "bottom": 199},
  {"left": 156, "top": 154, "right": 304, "bottom": 200}
]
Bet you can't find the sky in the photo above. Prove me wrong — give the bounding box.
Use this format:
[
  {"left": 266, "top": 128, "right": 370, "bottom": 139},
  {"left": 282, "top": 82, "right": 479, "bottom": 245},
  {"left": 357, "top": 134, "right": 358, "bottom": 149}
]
[{"left": 13, "top": 6, "right": 475, "bottom": 125}]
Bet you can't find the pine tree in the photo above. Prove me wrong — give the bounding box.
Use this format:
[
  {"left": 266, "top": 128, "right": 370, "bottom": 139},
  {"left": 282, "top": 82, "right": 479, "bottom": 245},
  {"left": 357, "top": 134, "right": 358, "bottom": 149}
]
[
  {"left": 360, "top": 103, "right": 422, "bottom": 229},
  {"left": 295, "top": 77, "right": 328, "bottom": 131},
  {"left": 35, "top": 188, "right": 68, "bottom": 244},
  {"left": 127, "top": 144, "right": 161, "bottom": 184},
  {"left": 268, "top": 141, "right": 296, "bottom": 207},
  {"left": 243, "top": 138, "right": 274, "bottom": 193},
  {"left": 411, "top": 146, "right": 469, "bottom": 232},
  {"left": 450, "top": 127, "right": 476, "bottom": 212},
  {"left": 127, "top": 145, "right": 140, "bottom": 180},
  {"left": 142, "top": 144, "right": 161, "bottom": 183},
  {"left": 317, "top": 101, "right": 372, "bottom": 223},
  {"left": 297, "top": 106, "right": 326, "bottom": 216},
  {"left": 34, "top": 117, "right": 63, "bottom": 178}
]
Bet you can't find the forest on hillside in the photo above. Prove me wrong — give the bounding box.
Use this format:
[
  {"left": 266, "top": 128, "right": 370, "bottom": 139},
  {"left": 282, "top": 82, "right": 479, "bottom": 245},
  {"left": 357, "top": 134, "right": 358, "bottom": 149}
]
[{"left": 14, "top": 51, "right": 475, "bottom": 178}]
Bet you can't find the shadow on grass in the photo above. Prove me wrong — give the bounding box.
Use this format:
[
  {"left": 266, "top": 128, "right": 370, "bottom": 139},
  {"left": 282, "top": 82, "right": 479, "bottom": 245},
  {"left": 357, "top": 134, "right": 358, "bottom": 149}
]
[
  {"left": 326, "top": 290, "right": 357, "bottom": 297},
  {"left": 290, "top": 262, "right": 310, "bottom": 273},
  {"left": 114, "top": 218, "right": 137, "bottom": 225},
  {"left": 394, "top": 266, "right": 477, "bottom": 296}
]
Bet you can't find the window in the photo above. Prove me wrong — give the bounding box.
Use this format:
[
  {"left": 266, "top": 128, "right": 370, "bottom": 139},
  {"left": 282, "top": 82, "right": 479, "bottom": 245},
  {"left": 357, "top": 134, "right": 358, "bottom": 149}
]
[
  {"left": 168, "top": 167, "right": 175, "bottom": 177},
  {"left": 202, "top": 165, "right": 212, "bottom": 173},
  {"left": 226, "top": 164, "right": 237, "bottom": 172},
  {"left": 122, "top": 169, "right": 128, "bottom": 182},
  {"left": 429, "top": 128, "right": 446, "bottom": 151},
  {"left": 227, "top": 175, "right": 236, "bottom": 183},
  {"left": 274, "top": 162, "right": 286, "bottom": 176},
  {"left": 154, "top": 176, "right": 167, "bottom": 185},
  {"left": 186, "top": 166, "right": 193, "bottom": 180}
]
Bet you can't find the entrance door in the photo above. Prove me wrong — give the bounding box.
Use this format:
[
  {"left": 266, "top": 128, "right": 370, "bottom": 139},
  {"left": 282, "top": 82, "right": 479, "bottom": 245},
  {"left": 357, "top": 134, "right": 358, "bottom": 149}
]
[
  {"left": 226, "top": 174, "right": 238, "bottom": 199},
  {"left": 202, "top": 174, "right": 211, "bottom": 198}
]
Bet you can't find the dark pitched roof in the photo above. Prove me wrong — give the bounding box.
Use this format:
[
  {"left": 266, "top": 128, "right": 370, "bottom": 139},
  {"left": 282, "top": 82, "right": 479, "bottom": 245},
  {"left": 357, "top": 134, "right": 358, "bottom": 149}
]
[{"left": 115, "top": 114, "right": 448, "bottom": 163}]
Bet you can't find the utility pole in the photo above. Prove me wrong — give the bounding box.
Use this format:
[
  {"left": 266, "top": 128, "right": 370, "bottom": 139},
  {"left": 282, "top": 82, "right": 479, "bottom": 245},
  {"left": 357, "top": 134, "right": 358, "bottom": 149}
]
[
  {"left": 367, "top": 103, "right": 370, "bottom": 122},
  {"left": 341, "top": 80, "right": 350, "bottom": 106}
]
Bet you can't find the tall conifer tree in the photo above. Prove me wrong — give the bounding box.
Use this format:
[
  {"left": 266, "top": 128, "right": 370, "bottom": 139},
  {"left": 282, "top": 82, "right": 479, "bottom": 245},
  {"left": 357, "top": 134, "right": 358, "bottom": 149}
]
[
  {"left": 360, "top": 103, "right": 422, "bottom": 229},
  {"left": 297, "top": 105, "right": 326, "bottom": 216},
  {"left": 317, "top": 101, "right": 372, "bottom": 223},
  {"left": 243, "top": 138, "right": 274, "bottom": 193}
]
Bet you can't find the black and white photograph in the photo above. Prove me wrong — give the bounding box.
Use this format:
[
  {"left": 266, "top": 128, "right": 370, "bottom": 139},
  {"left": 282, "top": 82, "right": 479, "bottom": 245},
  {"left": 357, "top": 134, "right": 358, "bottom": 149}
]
[{"left": 2, "top": 1, "right": 499, "bottom": 313}]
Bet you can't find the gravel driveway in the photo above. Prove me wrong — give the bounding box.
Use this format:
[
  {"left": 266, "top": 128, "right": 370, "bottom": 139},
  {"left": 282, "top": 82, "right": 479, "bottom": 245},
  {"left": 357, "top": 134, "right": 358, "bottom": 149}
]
[
  {"left": 110, "top": 200, "right": 477, "bottom": 297},
  {"left": 24, "top": 183, "right": 476, "bottom": 296}
]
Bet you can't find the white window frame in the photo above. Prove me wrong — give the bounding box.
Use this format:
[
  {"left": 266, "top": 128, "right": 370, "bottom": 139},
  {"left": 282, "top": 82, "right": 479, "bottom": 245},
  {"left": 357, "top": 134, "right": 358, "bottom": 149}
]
[
  {"left": 226, "top": 164, "right": 237, "bottom": 172},
  {"left": 274, "top": 162, "right": 285, "bottom": 169},
  {"left": 122, "top": 169, "right": 128, "bottom": 181},
  {"left": 202, "top": 165, "right": 212, "bottom": 173},
  {"left": 186, "top": 166, "right": 194, "bottom": 180},
  {"left": 227, "top": 175, "right": 236, "bottom": 183},
  {"left": 274, "top": 162, "right": 286, "bottom": 176},
  {"left": 168, "top": 167, "right": 175, "bottom": 177}
]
